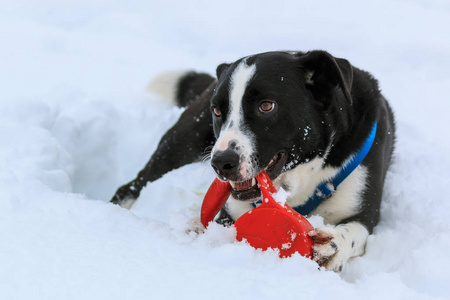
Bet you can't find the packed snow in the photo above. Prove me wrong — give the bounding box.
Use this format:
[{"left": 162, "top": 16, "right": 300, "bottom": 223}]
[{"left": 1, "top": 1, "right": 450, "bottom": 299}]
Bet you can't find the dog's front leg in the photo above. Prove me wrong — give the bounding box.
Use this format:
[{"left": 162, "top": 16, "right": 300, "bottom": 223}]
[
  {"left": 111, "top": 82, "right": 217, "bottom": 208},
  {"left": 309, "top": 222, "right": 369, "bottom": 272}
]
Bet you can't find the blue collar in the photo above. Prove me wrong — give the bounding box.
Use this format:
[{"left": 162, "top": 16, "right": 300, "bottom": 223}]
[
  {"left": 252, "top": 122, "right": 377, "bottom": 215},
  {"left": 293, "top": 121, "right": 377, "bottom": 216}
]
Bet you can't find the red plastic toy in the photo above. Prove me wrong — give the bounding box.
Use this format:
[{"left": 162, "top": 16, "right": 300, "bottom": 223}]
[{"left": 200, "top": 170, "right": 314, "bottom": 258}]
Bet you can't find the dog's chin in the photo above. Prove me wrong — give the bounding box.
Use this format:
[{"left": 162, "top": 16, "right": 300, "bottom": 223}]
[{"left": 229, "top": 150, "right": 287, "bottom": 202}]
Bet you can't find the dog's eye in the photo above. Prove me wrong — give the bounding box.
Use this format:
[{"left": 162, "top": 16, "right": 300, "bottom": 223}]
[
  {"left": 259, "top": 101, "right": 275, "bottom": 113},
  {"left": 212, "top": 106, "right": 222, "bottom": 117}
]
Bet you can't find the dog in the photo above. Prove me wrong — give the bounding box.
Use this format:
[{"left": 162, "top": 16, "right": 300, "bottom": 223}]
[{"left": 111, "top": 50, "right": 395, "bottom": 272}]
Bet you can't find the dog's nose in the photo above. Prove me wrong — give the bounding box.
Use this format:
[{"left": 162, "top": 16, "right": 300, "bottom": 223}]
[{"left": 211, "top": 150, "right": 240, "bottom": 181}]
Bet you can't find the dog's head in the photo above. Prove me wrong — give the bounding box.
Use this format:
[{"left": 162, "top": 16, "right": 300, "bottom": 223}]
[{"left": 210, "top": 50, "right": 353, "bottom": 202}]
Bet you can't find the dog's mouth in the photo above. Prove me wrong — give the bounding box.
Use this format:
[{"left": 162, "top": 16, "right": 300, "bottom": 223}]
[{"left": 230, "top": 150, "right": 287, "bottom": 201}]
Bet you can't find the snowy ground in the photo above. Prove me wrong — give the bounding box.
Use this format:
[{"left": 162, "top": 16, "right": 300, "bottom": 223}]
[{"left": 1, "top": 1, "right": 450, "bottom": 299}]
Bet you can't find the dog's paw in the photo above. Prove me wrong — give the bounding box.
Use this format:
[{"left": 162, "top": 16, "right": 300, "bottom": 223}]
[
  {"left": 110, "top": 183, "right": 140, "bottom": 208},
  {"left": 111, "top": 193, "right": 137, "bottom": 209},
  {"left": 188, "top": 216, "right": 206, "bottom": 234},
  {"left": 309, "top": 227, "right": 348, "bottom": 273},
  {"left": 117, "top": 197, "right": 137, "bottom": 209}
]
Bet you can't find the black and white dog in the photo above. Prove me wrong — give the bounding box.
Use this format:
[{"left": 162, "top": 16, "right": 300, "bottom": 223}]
[{"left": 111, "top": 50, "right": 395, "bottom": 272}]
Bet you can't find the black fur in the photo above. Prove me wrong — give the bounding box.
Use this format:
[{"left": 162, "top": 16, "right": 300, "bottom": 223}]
[
  {"left": 176, "top": 72, "right": 216, "bottom": 107},
  {"left": 110, "top": 80, "right": 216, "bottom": 204}
]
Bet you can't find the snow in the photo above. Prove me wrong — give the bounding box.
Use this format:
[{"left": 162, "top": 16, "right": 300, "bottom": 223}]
[
  {"left": 1, "top": 1, "right": 450, "bottom": 299},
  {"left": 272, "top": 187, "right": 289, "bottom": 206}
]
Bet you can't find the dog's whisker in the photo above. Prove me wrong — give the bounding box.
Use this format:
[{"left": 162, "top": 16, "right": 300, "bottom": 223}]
[
  {"left": 201, "top": 153, "right": 211, "bottom": 162},
  {"left": 201, "top": 147, "right": 212, "bottom": 162}
]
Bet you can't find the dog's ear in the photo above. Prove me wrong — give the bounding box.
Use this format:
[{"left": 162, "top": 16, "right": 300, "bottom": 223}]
[
  {"left": 299, "top": 51, "right": 353, "bottom": 105},
  {"left": 216, "top": 63, "right": 231, "bottom": 79}
]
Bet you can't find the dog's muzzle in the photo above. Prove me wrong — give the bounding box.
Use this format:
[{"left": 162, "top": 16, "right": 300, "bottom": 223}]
[
  {"left": 211, "top": 149, "right": 241, "bottom": 182},
  {"left": 211, "top": 149, "right": 288, "bottom": 202}
]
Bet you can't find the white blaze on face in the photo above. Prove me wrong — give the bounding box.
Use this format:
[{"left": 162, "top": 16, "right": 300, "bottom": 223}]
[{"left": 212, "top": 60, "right": 257, "bottom": 180}]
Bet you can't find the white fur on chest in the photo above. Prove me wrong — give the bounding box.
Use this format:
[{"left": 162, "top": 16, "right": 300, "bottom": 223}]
[{"left": 282, "top": 158, "right": 368, "bottom": 224}]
